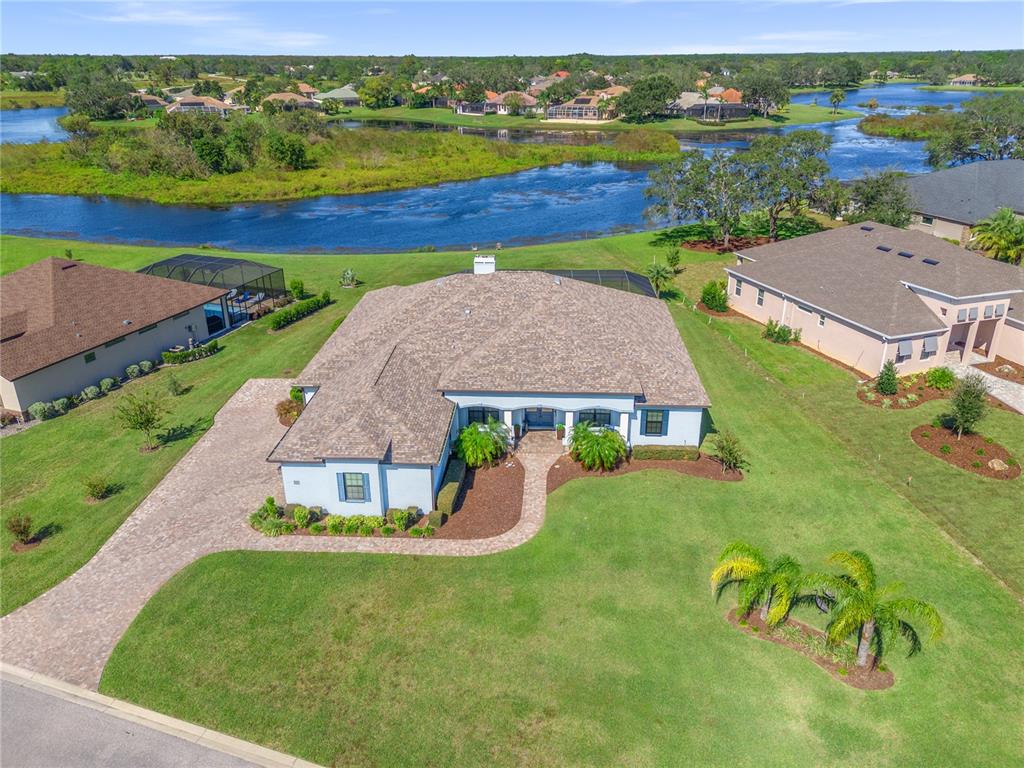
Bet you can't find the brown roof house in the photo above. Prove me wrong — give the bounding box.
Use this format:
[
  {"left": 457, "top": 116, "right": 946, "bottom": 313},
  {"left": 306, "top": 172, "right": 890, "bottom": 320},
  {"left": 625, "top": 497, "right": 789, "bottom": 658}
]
[
  {"left": 165, "top": 95, "right": 245, "bottom": 118},
  {"left": 262, "top": 92, "right": 320, "bottom": 111},
  {"left": 0, "top": 259, "right": 227, "bottom": 414},
  {"left": 546, "top": 86, "right": 629, "bottom": 121},
  {"left": 267, "top": 258, "right": 711, "bottom": 516},
  {"left": 725, "top": 223, "right": 1024, "bottom": 376}
]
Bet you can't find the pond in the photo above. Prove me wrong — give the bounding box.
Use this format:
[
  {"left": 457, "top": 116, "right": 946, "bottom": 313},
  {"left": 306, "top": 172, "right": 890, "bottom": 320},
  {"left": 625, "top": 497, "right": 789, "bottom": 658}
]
[
  {"left": 789, "top": 81, "right": 986, "bottom": 114},
  {"left": 0, "top": 106, "right": 69, "bottom": 144}
]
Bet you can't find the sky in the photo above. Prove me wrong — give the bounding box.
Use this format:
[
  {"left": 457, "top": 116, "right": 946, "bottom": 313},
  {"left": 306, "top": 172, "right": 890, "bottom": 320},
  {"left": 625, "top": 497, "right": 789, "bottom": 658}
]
[{"left": 1, "top": 1, "right": 1021, "bottom": 56}]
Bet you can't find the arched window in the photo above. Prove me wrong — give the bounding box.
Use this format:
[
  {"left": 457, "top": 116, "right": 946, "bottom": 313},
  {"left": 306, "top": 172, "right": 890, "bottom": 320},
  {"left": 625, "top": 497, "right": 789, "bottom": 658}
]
[
  {"left": 577, "top": 408, "right": 612, "bottom": 427},
  {"left": 467, "top": 407, "right": 500, "bottom": 425}
]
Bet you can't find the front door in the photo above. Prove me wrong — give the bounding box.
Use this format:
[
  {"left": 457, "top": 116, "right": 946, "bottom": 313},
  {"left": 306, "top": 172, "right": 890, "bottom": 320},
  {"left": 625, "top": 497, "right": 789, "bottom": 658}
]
[{"left": 524, "top": 408, "right": 555, "bottom": 430}]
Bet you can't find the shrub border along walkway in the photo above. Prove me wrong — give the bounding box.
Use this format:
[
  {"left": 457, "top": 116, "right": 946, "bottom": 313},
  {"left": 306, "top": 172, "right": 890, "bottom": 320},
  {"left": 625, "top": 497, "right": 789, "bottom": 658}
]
[{"left": 0, "top": 379, "right": 559, "bottom": 691}]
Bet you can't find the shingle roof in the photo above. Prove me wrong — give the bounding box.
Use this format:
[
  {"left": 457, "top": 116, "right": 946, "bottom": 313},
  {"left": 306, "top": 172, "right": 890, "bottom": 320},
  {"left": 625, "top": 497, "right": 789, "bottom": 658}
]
[
  {"left": 315, "top": 84, "right": 359, "bottom": 101},
  {"left": 269, "top": 271, "right": 709, "bottom": 465},
  {"left": 0, "top": 259, "right": 226, "bottom": 380},
  {"left": 904, "top": 160, "right": 1024, "bottom": 225},
  {"left": 729, "top": 223, "right": 1023, "bottom": 338}
]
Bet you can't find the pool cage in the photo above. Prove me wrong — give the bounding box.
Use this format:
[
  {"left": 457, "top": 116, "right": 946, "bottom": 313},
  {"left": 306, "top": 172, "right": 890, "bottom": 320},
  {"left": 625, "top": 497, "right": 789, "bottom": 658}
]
[{"left": 138, "top": 254, "right": 287, "bottom": 333}]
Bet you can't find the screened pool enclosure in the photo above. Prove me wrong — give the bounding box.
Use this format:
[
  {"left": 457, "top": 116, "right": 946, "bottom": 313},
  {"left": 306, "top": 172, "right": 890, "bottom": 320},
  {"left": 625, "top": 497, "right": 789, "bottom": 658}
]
[{"left": 138, "top": 254, "right": 286, "bottom": 334}]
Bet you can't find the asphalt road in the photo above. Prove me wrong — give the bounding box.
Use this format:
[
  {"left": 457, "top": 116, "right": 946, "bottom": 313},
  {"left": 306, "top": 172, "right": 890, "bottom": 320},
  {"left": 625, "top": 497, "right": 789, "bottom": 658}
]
[{"left": 0, "top": 680, "right": 258, "bottom": 768}]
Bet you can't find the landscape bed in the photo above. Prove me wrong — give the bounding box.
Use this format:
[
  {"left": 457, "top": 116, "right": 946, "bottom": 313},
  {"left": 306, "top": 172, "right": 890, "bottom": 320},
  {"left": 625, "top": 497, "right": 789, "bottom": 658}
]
[
  {"left": 546, "top": 452, "right": 742, "bottom": 494},
  {"left": 910, "top": 425, "right": 1020, "bottom": 480},
  {"left": 434, "top": 458, "right": 525, "bottom": 540}
]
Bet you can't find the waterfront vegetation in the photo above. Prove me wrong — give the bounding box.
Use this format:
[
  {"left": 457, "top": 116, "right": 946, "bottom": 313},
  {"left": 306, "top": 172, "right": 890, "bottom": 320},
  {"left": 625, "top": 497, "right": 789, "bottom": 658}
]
[
  {"left": 0, "top": 89, "right": 65, "bottom": 109},
  {"left": 0, "top": 122, "right": 679, "bottom": 205},
  {"left": 857, "top": 111, "right": 956, "bottom": 140}
]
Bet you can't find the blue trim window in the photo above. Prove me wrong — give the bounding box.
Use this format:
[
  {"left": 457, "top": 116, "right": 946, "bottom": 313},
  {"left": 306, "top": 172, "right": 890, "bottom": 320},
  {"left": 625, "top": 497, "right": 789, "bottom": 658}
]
[
  {"left": 578, "top": 409, "right": 612, "bottom": 427},
  {"left": 84, "top": 351, "right": 96, "bottom": 363},
  {"left": 467, "top": 407, "right": 499, "bottom": 425},
  {"left": 642, "top": 409, "right": 666, "bottom": 437},
  {"left": 338, "top": 472, "right": 369, "bottom": 502}
]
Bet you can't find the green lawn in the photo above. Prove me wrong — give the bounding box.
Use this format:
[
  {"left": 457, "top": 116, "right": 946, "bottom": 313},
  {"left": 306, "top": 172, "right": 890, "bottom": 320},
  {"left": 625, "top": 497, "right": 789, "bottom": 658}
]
[
  {"left": 916, "top": 84, "right": 1024, "bottom": 93},
  {"left": 336, "top": 103, "right": 858, "bottom": 133},
  {"left": 97, "top": 296, "right": 1023, "bottom": 767},
  {"left": 0, "top": 231, "right": 725, "bottom": 615}
]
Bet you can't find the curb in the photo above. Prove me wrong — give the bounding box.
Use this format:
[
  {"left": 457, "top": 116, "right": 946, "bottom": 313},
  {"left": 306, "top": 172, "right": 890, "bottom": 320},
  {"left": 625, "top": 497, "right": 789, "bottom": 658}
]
[{"left": 0, "top": 662, "right": 323, "bottom": 768}]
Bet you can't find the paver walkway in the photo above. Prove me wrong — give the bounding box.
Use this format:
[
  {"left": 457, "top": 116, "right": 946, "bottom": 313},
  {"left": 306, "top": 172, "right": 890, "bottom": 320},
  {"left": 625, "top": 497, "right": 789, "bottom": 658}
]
[
  {"left": 951, "top": 362, "right": 1024, "bottom": 413},
  {"left": 0, "top": 379, "right": 559, "bottom": 690}
]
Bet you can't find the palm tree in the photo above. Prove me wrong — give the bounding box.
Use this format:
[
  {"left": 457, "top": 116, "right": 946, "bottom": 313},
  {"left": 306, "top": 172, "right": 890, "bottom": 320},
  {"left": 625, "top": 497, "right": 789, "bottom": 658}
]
[
  {"left": 645, "top": 262, "right": 674, "bottom": 298},
  {"left": 698, "top": 82, "right": 710, "bottom": 122},
  {"left": 972, "top": 207, "right": 1024, "bottom": 265},
  {"left": 829, "top": 89, "right": 845, "bottom": 115},
  {"left": 809, "top": 551, "right": 943, "bottom": 668},
  {"left": 710, "top": 542, "right": 804, "bottom": 626}
]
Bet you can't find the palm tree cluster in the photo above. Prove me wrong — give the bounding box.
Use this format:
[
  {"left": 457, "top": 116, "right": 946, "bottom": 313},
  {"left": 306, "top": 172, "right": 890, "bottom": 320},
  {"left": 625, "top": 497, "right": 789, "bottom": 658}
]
[
  {"left": 711, "top": 543, "right": 943, "bottom": 668},
  {"left": 972, "top": 207, "right": 1024, "bottom": 265}
]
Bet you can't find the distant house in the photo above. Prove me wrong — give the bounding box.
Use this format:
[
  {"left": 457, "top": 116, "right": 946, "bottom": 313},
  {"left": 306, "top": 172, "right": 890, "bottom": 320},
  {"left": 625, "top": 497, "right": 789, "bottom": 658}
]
[
  {"left": 716, "top": 87, "right": 743, "bottom": 104},
  {"left": 949, "top": 73, "right": 981, "bottom": 86},
  {"left": 665, "top": 91, "right": 751, "bottom": 120},
  {"left": 905, "top": 160, "right": 1024, "bottom": 245},
  {"left": 726, "top": 223, "right": 1024, "bottom": 375},
  {"left": 314, "top": 84, "right": 361, "bottom": 107},
  {"left": 552, "top": 70, "right": 570, "bottom": 79},
  {"left": 263, "top": 92, "right": 321, "bottom": 111},
  {"left": 165, "top": 96, "right": 243, "bottom": 118},
  {"left": 0, "top": 259, "right": 227, "bottom": 415},
  {"left": 295, "top": 82, "right": 318, "bottom": 98},
  {"left": 546, "top": 86, "right": 629, "bottom": 121},
  {"left": 137, "top": 93, "right": 168, "bottom": 111},
  {"left": 492, "top": 91, "right": 539, "bottom": 115},
  {"left": 223, "top": 86, "right": 245, "bottom": 105}
]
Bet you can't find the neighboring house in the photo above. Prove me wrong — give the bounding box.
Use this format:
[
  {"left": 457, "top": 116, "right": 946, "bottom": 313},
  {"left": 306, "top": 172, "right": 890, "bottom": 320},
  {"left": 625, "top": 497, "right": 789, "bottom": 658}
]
[
  {"left": 0, "top": 259, "right": 227, "bottom": 415},
  {"left": 546, "top": 86, "right": 628, "bottom": 121},
  {"left": 725, "top": 223, "right": 1024, "bottom": 376},
  {"left": 949, "top": 74, "right": 981, "bottom": 86},
  {"left": 314, "top": 84, "right": 361, "bottom": 106},
  {"left": 716, "top": 87, "right": 743, "bottom": 104},
  {"left": 492, "top": 90, "right": 539, "bottom": 114},
  {"left": 263, "top": 92, "right": 320, "bottom": 110},
  {"left": 905, "top": 160, "right": 1024, "bottom": 245},
  {"left": 295, "top": 82, "right": 318, "bottom": 98},
  {"left": 665, "top": 91, "right": 751, "bottom": 119},
  {"left": 165, "top": 95, "right": 243, "bottom": 118},
  {"left": 456, "top": 90, "right": 539, "bottom": 116},
  {"left": 267, "top": 261, "right": 711, "bottom": 516},
  {"left": 137, "top": 93, "right": 168, "bottom": 111},
  {"left": 223, "top": 86, "right": 245, "bottom": 105}
]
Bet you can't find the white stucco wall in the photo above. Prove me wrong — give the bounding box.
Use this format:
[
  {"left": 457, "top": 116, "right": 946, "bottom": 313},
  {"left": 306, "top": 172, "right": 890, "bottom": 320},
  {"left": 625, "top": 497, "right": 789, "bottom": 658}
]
[
  {"left": 280, "top": 458, "right": 437, "bottom": 516},
  {"left": 382, "top": 465, "right": 434, "bottom": 511},
  {"left": 2, "top": 305, "right": 209, "bottom": 412},
  {"left": 629, "top": 407, "right": 705, "bottom": 446}
]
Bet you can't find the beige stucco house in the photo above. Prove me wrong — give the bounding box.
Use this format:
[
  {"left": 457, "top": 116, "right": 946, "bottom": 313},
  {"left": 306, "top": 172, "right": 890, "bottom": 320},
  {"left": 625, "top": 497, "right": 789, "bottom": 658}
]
[
  {"left": 905, "top": 160, "right": 1024, "bottom": 245},
  {"left": 725, "top": 223, "right": 1023, "bottom": 377},
  {"left": 0, "top": 259, "right": 227, "bottom": 415}
]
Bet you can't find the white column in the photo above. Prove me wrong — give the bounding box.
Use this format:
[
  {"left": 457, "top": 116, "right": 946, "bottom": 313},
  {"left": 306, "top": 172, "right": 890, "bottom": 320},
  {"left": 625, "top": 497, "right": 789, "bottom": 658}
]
[
  {"left": 563, "top": 411, "right": 574, "bottom": 445},
  {"left": 618, "top": 411, "right": 629, "bottom": 442}
]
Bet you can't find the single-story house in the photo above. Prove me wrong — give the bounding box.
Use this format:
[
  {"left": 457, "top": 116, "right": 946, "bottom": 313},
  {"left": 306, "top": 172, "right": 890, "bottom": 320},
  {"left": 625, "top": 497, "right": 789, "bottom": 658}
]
[
  {"left": 905, "top": 160, "right": 1024, "bottom": 245},
  {"left": 267, "top": 260, "right": 711, "bottom": 516},
  {"left": 0, "top": 259, "right": 227, "bottom": 415},
  {"left": 137, "top": 93, "right": 168, "bottom": 110},
  {"left": 492, "top": 90, "right": 539, "bottom": 114},
  {"left": 263, "top": 92, "right": 320, "bottom": 110},
  {"left": 949, "top": 74, "right": 981, "bottom": 86},
  {"left": 165, "top": 96, "right": 243, "bottom": 118},
  {"left": 665, "top": 92, "right": 752, "bottom": 120},
  {"left": 455, "top": 90, "right": 539, "bottom": 116},
  {"left": 295, "top": 82, "right": 318, "bottom": 98},
  {"left": 546, "top": 86, "right": 628, "bottom": 121},
  {"left": 715, "top": 87, "right": 743, "bottom": 104},
  {"left": 725, "top": 223, "right": 1024, "bottom": 376},
  {"left": 314, "top": 84, "right": 361, "bottom": 107}
]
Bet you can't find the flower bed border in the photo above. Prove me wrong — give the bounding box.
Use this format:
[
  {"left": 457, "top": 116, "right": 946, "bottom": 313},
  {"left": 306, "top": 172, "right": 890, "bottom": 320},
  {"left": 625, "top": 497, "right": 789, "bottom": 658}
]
[
  {"left": 547, "top": 453, "right": 742, "bottom": 494},
  {"left": 910, "top": 425, "right": 1020, "bottom": 480}
]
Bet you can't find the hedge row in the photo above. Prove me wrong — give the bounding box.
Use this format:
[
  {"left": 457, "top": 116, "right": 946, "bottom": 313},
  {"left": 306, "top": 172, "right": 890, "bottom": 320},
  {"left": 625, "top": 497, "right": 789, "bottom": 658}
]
[
  {"left": 26, "top": 360, "right": 155, "bottom": 421},
  {"left": 631, "top": 445, "right": 699, "bottom": 461},
  {"left": 161, "top": 339, "right": 220, "bottom": 365},
  {"left": 269, "top": 292, "right": 331, "bottom": 330},
  {"left": 435, "top": 457, "right": 466, "bottom": 522}
]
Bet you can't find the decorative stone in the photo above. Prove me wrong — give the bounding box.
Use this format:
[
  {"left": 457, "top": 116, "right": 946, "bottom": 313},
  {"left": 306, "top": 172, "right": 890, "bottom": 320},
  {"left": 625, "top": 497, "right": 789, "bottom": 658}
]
[
  {"left": 996, "top": 364, "right": 1016, "bottom": 374},
  {"left": 988, "top": 458, "right": 1009, "bottom": 471}
]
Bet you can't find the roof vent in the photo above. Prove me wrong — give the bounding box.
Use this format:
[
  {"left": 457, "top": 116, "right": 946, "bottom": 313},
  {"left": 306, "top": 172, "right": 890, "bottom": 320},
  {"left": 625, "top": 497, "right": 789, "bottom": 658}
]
[
  {"left": 61, "top": 263, "right": 79, "bottom": 270},
  {"left": 463, "top": 307, "right": 471, "bottom": 317},
  {"left": 860, "top": 225, "right": 874, "bottom": 231},
  {"left": 898, "top": 251, "right": 914, "bottom": 258},
  {"left": 553, "top": 276, "right": 561, "bottom": 285},
  {"left": 122, "top": 319, "right": 132, "bottom": 325},
  {"left": 922, "top": 258, "right": 940, "bottom": 266},
  {"left": 876, "top": 245, "right": 892, "bottom": 252}
]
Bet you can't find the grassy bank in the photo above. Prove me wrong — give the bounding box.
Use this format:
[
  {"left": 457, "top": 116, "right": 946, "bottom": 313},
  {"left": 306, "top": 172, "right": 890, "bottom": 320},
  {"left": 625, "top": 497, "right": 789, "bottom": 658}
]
[
  {"left": 97, "top": 290, "right": 1023, "bottom": 767},
  {"left": 335, "top": 102, "right": 858, "bottom": 132},
  {"left": 917, "top": 84, "right": 1024, "bottom": 92},
  {"left": 0, "top": 128, "right": 678, "bottom": 205},
  {"left": 0, "top": 90, "right": 65, "bottom": 109},
  {"left": 857, "top": 111, "right": 956, "bottom": 141}
]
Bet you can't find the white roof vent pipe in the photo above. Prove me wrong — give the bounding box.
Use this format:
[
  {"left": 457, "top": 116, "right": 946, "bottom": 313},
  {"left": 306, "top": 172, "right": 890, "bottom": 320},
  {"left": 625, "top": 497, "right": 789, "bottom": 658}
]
[{"left": 473, "top": 255, "right": 496, "bottom": 275}]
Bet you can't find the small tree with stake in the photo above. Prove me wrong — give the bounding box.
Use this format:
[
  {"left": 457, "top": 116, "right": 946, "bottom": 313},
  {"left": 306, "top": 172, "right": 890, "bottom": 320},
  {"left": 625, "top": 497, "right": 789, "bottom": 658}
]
[
  {"left": 876, "top": 360, "right": 899, "bottom": 396},
  {"left": 949, "top": 372, "right": 988, "bottom": 439},
  {"left": 115, "top": 393, "right": 168, "bottom": 451}
]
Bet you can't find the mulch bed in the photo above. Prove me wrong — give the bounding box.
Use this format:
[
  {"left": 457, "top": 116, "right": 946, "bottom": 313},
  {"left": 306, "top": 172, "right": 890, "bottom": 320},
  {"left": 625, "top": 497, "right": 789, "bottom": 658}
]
[
  {"left": 726, "top": 608, "right": 894, "bottom": 691},
  {"left": 857, "top": 381, "right": 949, "bottom": 410},
  {"left": 547, "top": 453, "right": 742, "bottom": 494},
  {"left": 911, "top": 425, "right": 1020, "bottom": 480},
  {"left": 697, "top": 303, "right": 743, "bottom": 319},
  {"left": 10, "top": 541, "right": 41, "bottom": 553},
  {"left": 975, "top": 356, "right": 1024, "bottom": 386},
  {"left": 680, "top": 236, "right": 770, "bottom": 254},
  {"left": 435, "top": 458, "right": 526, "bottom": 539}
]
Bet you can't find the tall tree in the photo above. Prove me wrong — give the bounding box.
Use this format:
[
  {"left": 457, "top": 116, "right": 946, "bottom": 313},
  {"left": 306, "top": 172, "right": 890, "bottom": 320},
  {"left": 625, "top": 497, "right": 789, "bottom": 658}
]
[
  {"left": 742, "top": 131, "right": 832, "bottom": 240},
  {"left": 849, "top": 170, "right": 913, "bottom": 227},
  {"left": 829, "top": 88, "right": 845, "bottom": 115},
  {"left": 810, "top": 551, "right": 943, "bottom": 668},
  {"left": 926, "top": 94, "right": 1024, "bottom": 167},
  {"left": 738, "top": 70, "right": 789, "bottom": 118},
  {"left": 357, "top": 74, "right": 399, "bottom": 109},
  {"left": 616, "top": 75, "right": 677, "bottom": 123},
  {"left": 645, "top": 150, "right": 750, "bottom": 248}
]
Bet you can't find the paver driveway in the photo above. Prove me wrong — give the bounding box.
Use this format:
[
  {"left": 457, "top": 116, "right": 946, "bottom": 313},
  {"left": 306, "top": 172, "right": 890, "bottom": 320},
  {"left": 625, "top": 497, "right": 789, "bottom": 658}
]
[{"left": 0, "top": 379, "right": 557, "bottom": 690}]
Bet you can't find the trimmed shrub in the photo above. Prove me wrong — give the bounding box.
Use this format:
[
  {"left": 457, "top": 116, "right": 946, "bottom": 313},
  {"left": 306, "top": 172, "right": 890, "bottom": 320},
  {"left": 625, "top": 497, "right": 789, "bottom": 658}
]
[
  {"left": 436, "top": 458, "right": 466, "bottom": 517},
  {"left": 358, "top": 524, "right": 375, "bottom": 537},
  {"left": 269, "top": 294, "right": 332, "bottom": 331},
  {"left": 139, "top": 360, "right": 154, "bottom": 374},
  {"left": 762, "top": 318, "right": 799, "bottom": 345},
  {"left": 310, "top": 522, "right": 326, "bottom": 534},
  {"left": 712, "top": 431, "right": 748, "bottom": 473},
  {"left": 326, "top": 516, "right": 343, "bottom": 535},
  {"left": 392, "top": 506, "right": 417, "bottom": 531},
  {"left": 570, "top": 422, "right": 627, "bottom": 471},
  {"left": 161, "top": 339, "right": 220, "bottom": 365},
  {"left": 381, "top": 525, "right": 396, "bottom": 537},
  {"left": 926, "top": 366, "right": 957, "bottom": 391},
  {"left": 876, "top": 360, "right": 899, "bottom": 395},
  {"left": 700, "top": 280, "right": 729, "bottom": 312},
  {"left": 409, "top": 525, "right": 436, "bottom": 538},
  {"left": 99, "top": 377, "right": 117, "bottom": 393},
  {"left": 428, "top": 509, "right": 445, "bottom": 527},
  {"left": 125, "top": 364, "right": 142, "bottom": 379},
  {"left": 83, "top": 475, "right": 115, "bottom": 500},
  {"left": 631, "top": 445, "right": 699, "bottom": 461},
  {"left": 27, "top": 402, "right": 53, "bottom": 421},
  {"left": 51, "top": 397, "right": 70, "bottom": 415},
  {"left": 343, "top": 516, "right": 363, "bottom": 535},
  {"left": 81, "top": 385, "right": 101, "bottom": 401},
  {"left": 6, "top": 514, "right": 33, "bottom": 545},
  {"left": 289, "top": 278, "right": 305, "bottom": 300},
  {"left": 292, "top": 505, "right": 312, "bottom": 528},
  {"left": 409, "top": 526, "right": 425, "bottom": 538}
]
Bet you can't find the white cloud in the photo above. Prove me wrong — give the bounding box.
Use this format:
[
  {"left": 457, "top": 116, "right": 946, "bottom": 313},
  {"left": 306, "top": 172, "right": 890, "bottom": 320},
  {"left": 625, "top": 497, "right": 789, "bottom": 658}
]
[
  {"left": 87, "top": 2, "right": 239, "bottom": 26},
  {"left": 203, "top": 27, "right": 329, "bottom": 51}
]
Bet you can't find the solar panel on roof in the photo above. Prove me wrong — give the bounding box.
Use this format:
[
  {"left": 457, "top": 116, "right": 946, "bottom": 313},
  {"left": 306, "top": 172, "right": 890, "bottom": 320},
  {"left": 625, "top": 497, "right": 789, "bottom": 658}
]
[{"left": 573, "top": 97, "right": 590, "bottom": 104}]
